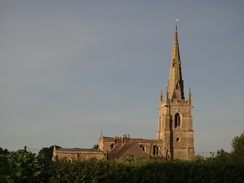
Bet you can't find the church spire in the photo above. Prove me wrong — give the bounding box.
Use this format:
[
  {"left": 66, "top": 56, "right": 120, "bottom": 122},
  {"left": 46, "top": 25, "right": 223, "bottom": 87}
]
[{"left": 167, "top": 23, "right": 184, "bottom": 100}]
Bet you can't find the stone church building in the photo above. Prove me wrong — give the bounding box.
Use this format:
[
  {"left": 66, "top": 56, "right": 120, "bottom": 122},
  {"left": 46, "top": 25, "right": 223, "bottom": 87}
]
[{"left": 52, "top": 25, "right": 194, "bottom": 161}]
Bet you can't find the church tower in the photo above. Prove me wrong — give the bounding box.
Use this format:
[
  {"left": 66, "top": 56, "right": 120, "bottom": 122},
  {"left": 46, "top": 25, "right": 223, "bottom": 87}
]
[{"left": 157, "top": 25, "right": 194, "bottom": 160}]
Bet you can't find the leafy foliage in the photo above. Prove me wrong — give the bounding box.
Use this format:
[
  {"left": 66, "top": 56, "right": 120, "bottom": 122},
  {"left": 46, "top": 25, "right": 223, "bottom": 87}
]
[
  {"left": 231, "top": 131, "right": 244, "bottom": 162},
  {"left": 0, "top": 147, "right": 10, "bottom": 155},
  {"left": 0, "top": 150, "right": 42, "bottom": 183},
  {"left": 0, "top": 151, "right": 243, "bottom": 183},
  {"left": 38, "top": 145, "right": 61, "bottom": 162},
  {"left": 37, "top": 145, "right": 61, "bottom": 182},
  {"left": 38, "top": 146, "right": 54, "bottom": 161},
  {"left": 48, "top": 159, "right": 244, "bottom": 183}
]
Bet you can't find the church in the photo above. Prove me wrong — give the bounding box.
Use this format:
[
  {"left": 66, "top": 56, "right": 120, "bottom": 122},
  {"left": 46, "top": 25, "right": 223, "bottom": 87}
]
[{"left": 52, "top": 24, "right": 194, "bottom": 161}]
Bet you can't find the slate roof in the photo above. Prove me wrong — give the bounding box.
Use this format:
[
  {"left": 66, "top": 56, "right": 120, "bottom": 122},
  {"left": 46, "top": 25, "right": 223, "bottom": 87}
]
[{"left": 108, "top": 141, "right": 146, "bottom": 160}]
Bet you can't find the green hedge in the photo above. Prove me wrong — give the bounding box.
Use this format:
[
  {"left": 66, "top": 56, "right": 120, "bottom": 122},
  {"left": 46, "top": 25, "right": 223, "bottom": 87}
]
[
  {"left": 1, "top": 152, "right": 244, "bottom": 183},
  {"left": 49, "top": 159, "right": 244, "bottom": 183}
]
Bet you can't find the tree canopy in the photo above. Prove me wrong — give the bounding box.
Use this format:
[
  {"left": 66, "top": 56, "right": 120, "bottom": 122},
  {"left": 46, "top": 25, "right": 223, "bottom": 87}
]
[
  {"left": 38, "top": 145, "right": 61, "bottom": 161},
  {"left": 231, "top": 131, "right": 244, "bottom": 161},
  {"left": 0, "top": 147, "right": 10, "bottom": 155}
]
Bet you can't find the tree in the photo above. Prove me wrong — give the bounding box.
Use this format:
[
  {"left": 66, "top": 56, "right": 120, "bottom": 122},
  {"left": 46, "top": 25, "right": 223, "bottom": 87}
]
[
  {"left": 216, "top": 149, "right": 230, "bottom": 158},
  {"left": 0, "top": 147, "right": 10, "bottom": 155},
  {"left": 231, "top": 131, "right": 244, "bottom": 161},
  {"left": 37, "top": 145, "right": 61, "bottom": 182},
  {"left": 0, "top": 154, "right": 11, "bottom": 182},
  {"left": 6, "top": 150, "right": 42, "bottom": 182},
  {"left": 38, "top": 146, "right": 60, "bottom": 161}
]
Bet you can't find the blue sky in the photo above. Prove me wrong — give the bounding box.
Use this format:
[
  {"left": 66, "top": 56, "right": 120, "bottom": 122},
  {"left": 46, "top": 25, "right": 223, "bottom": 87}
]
[{"left": 1, "top": 0, "right": 243, "bottom": 154}]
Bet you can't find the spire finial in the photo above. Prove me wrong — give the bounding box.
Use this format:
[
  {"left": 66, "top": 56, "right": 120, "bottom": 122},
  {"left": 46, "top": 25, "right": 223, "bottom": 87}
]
[
  {"left": 175, "top": 18, "right": 179, "bottom": 27},
  {"left": 188, "top": 88, "right": 192, "bottom": 105},
  {"left": 160, "top": 90, "right": 163, "bottom": 101}
]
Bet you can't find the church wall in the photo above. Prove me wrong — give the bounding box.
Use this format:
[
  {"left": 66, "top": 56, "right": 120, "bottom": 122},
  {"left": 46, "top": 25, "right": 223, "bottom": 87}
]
[
  {"left": 53, "top": 150, "right": 105, "bottom": 161},
  {"left": 174, "top": 149, "right": 188, "bottom": 159}
]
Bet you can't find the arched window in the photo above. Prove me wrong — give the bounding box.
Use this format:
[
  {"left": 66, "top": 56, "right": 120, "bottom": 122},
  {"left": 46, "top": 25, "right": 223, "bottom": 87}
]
[
  {"left": 153, "top": 145, "right": 159, "bottom": 155},
  {"left": 139, "top": 144, "right": 145, "bottom": 152},
  {"left": 175, "top": 113, "right": 181, "bottom": 128},
  {"left": 110, "top": 143, "right": 114, "bottom": 149}
]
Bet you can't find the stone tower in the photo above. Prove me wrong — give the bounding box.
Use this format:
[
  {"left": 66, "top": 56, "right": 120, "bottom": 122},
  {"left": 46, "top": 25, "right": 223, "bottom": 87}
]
[{"left": 157, "top": 25, "right": 194, "bottom": 160}]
